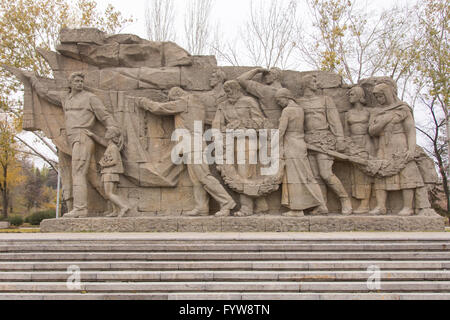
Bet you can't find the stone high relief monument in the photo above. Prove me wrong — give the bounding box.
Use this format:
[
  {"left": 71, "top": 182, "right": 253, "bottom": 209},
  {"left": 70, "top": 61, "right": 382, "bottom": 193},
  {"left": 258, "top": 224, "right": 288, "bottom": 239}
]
[{"left": 7, "top": 28, "right": 445, "bottom": 232}]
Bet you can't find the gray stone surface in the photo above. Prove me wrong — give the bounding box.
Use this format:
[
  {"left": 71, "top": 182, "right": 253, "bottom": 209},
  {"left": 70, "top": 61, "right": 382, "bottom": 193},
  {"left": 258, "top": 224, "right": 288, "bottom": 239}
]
[
  {"left": 6, "top": 27, "right": 443, "bottom": 231},
  {"left": 0, "top": 222, "right": 9, "bottom": 229},
  {"left": 40, "top": 215, "right": 446, "bottom": 232}
]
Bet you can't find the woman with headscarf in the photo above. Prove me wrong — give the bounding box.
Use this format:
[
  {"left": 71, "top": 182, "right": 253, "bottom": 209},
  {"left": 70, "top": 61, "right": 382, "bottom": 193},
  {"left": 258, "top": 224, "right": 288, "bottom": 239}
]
[
  {"left": 368, "top": 83, "right": 424, "bottom": 216},
  {"left": 276, "top": 88, "right": 326, "bottom": 216},
  {"left": 344, "top": 86, "right": 375, "bottom": 214}
]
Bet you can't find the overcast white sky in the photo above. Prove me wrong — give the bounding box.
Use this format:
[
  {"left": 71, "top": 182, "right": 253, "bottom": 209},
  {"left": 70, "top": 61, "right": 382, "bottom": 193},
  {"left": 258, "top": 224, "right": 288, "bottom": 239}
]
[{"left": 95, "top": 0, "right": 416, "bottom": 44}]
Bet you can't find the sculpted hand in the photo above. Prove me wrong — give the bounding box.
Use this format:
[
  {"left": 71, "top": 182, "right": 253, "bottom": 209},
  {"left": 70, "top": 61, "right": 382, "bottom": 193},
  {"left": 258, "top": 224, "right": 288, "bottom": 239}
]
[
  {"left": 83, "top": 129, "right": 94, "bottom": 137},
  {"left": 227, "top": 120, "right": 241, "bottom": 130},
  {"left": 256, "top": 67, "right": 267, "bottom": 74},
  {"left": 336, "top": 140, "right": 346, "bottom": 152},
  {"left": 405, "top": 150, "right": 415, "bottom": 162},
  {"left": 22, "top": 70, "right": 35, "bottom": 79}
]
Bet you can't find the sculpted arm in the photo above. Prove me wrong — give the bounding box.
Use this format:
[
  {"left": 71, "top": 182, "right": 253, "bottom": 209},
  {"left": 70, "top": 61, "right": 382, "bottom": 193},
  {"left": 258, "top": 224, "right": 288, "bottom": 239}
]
[
  {"left": 402, "top": 108, "right": 417, "bottom": 154},
  {"left": 84, "top": 130, "right": 108, "bottom": 148},
  {"left": 212, "top": 106, "right": 225, "bottom": 131},
  {"left": 137, "top": 97, "right": 187, "bottom": 116},
  {"left": 278, "top": 109, "right": 289, "bottom": 138},
  {"left": 28, "top": 75, "right": 63, "bottom": 107},
  {"left": 369, "top": 112, "right": 393, "bottom": 136},
  {"left": 237, "top": 68, "right": 265, "bottom": 88},
  {"left": 248, "top": 98, "right": 265, "bottom": 128},
  {"left": 90, "top": 96, "right": 118, "bottom": 129},
  {"left": 325, "top": 97, "right": 345, "bottom": 149},
  {"left": 344, "top": 112, "right": 351, "bottom": 137}
]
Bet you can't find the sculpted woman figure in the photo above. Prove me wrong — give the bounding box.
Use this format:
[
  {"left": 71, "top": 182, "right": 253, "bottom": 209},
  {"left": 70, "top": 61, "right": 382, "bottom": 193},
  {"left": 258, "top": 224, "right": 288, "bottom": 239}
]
[
  {"left": 276, "top": 88, "right": 326, "bottom": 216},
  {"left": 368, "top": 83, "right": 424, "bottom": 215}
]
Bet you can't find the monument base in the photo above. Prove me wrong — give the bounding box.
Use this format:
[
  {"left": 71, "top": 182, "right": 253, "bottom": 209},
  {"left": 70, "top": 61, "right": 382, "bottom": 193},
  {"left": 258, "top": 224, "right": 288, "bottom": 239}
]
[{"left": 40, "top": 215, "right": 446, "bottom": 233}]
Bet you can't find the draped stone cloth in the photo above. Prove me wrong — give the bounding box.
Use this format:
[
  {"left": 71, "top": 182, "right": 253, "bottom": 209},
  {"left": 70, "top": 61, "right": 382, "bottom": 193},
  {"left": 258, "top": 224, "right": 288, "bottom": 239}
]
[{"left": 279, "top": 101, "right": 324, "bottom": 211}]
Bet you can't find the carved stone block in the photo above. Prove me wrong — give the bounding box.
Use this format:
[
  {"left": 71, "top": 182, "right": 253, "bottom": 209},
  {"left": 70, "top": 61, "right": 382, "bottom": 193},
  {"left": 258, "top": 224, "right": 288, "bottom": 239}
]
[
  {"left": 162, "top": 42, "right": 193, "bottom": 67},
  {"left": 60, "top": 28, "right": 105, "bottom": 45},
  {"left": 119, "top": 43, "right": 162, "bottom": 68},
  {"left": 78, "top": 43, "right": 120, "bottom": 68},
  {"left": 181, "top": 56, "right": 218, "bottom": 91}
]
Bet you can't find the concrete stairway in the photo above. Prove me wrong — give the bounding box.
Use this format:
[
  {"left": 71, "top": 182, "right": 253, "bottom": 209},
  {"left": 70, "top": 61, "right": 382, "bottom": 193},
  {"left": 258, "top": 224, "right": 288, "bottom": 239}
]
[{"left": 0, "top": 234, "right": 449, "bottom": 300}]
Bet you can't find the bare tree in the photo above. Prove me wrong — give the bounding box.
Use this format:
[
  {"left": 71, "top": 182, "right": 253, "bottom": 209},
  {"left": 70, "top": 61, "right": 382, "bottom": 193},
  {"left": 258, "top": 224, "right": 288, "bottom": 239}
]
[
  {"left": 240, "top": 0, "right": 299, "bottom": 69},
  {"left": 145, "top": 0, "right": 176, "bottom": 42},
  {"left": 298, "top": 0, "right": 416, "bottom": 91},
  {"left": 210, "top": 25, "right": 243, "bottom": 66},
  {"left": 416, "top": 95, "right": 448, "bottom": 213},
  {"left": 412, "top": 0, "right": 449, "bottom": 212},
  {"left": 183, "top": 0, "right": 214, "bottom": 55}
]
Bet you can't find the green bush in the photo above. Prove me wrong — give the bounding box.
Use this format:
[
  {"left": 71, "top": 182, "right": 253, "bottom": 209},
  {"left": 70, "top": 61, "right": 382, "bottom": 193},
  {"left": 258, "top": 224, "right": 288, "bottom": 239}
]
[
  {"left": 25, "top": 210, "right": 55, "bottom": 226},
  {"left": 8, "top": 215, "right": 24, "bottom": 226}
]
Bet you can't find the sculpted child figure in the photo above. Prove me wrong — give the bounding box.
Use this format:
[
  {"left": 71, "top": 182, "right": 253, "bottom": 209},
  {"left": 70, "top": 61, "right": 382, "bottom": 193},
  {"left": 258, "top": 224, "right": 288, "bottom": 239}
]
[{"left": 86, "top": 128, "right": 130, "bottom": 217}]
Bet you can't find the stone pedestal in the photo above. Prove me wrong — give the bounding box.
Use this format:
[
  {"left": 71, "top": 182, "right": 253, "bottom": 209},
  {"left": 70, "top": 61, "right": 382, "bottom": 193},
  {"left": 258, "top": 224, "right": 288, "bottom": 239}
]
[{"left": 40, "top": 215, "right": 446, "bottom": 233}]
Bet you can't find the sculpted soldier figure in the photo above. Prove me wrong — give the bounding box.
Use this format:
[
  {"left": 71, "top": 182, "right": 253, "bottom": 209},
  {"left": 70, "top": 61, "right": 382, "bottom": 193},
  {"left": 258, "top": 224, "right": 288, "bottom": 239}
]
[
  {"left": 298, "top": 74, "right": 352, "bottom": 215},
  {"left": 27, "top": 72, "right": 119, "bottom": 218},
  {"left": 212, "top": 80, "right": 267, "bottom": 217},
  {"left": 136, "top": 87, "right": 236, "bottom": 217},
  {"left": 344, "top": 86, "right": 375, "bottom": 214},
  {"left": 276, "top": 88, "right": 326, "bottom": 216},
  {"left": 369, "top": 83, "right": 426, "bottom": 216}
]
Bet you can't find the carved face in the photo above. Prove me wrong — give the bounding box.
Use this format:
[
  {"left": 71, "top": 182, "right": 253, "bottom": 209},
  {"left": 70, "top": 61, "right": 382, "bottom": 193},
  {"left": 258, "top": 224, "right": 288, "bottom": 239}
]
[
  {"left": 264, "top": 72, "right": 277, "bottom": 85},
  {"left": 111, "top": 135, "right": 120, "bottom": 145},
  {"left": 348, "top": 88, "right": 361, "bottom": 104},
  {"left": 70, "top": 76, "right": 84, "bottom": 92},
  {"left": 305, "top": 76, "right": 318, "bottom": 92},
  {"left": 276, "top": 96, "right": 289, "bottom": 108},
  {"left": 224, "top": 82, "right": 242, "bottom": 104},
  {"left": 374, "top": 92, "right": 387, "bottom": 105},
  {"left": 209, "top": 72, "right": 220, "bottom": 87}
]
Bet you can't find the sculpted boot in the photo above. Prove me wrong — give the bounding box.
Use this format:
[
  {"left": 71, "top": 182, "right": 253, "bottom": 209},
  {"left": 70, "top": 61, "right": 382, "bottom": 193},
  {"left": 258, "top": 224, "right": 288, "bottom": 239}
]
[
  {"left": 283, "top": 211, "right": 305, "bottom": 217},
  {"left": 63, "top": 209, "right": 88, "bottom": 218},
  {"left": 369, "top": 207, "right": 387, "bottom": 215},
  {"left": 310, "top": 204, "right": 329, "bottom": 215},
  {"left": 398, "top": 207, "right": 414, "bottom": 216},
  {"left": 340, "top": 197, "right": 353, "bottom": 215},
  {"left": 183, "top": 208, "right": 210, "bottom": 216},
  {"left": 215, "top": 200, "right": 237, "bottom": 217}
]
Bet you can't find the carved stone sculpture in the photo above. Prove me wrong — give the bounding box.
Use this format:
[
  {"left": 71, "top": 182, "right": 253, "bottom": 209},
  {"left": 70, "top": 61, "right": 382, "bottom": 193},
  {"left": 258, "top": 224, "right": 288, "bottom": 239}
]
[
  {"left": 298, "top": 74, "right": 352, "bottom": 215},
  {"left": 88, "top": 127, "right": 130, "bottom": 217},
  {"left": 27, "top": 71, "right": 119, "bottom": 218},
  {"left": 344, "top": 86, "right": 374, "bottom": 214},
  {"left": 136, "top": 87, "right": 236, "bottom": 217},
  {"left": 368, "top": 83, "right": 425, "bottom": 216},
  {"left": 276, "top": 88, "right": 325, "bottom": 217},
  {"left": 212, "top": 80, "right": 268, "bottom": 217},
  {"left": 4, "top": 28, "right": 443, "bottom": 231}
]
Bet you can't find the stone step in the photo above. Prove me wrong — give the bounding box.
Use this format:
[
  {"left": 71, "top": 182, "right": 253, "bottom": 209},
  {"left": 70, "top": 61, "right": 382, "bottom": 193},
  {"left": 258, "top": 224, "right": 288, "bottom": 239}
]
[
  {"left": 0, "top": 292, "right": 449, "bottom": 300},
  {"left": 1, "top": 270, "right": 449, "bottom": 282},
  {"left": 0, "top": 281, "right": 449, "bottom": 293},
  {"left": 1, "top": 260, "right": 448, "bottom": 271},
  {"left": 1, "top": 251, "right": 450, "bottom": 261},
  {"left": 3, "top": 238, "right": 450, "bottom": 244},
  {"left": 2, "top": 242, "right": 450, "bottom": 252}
]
